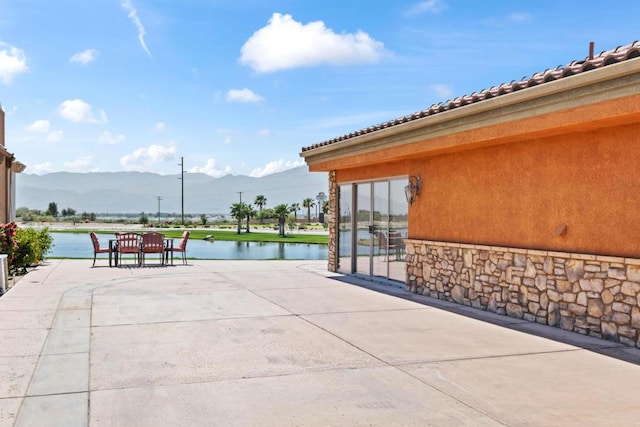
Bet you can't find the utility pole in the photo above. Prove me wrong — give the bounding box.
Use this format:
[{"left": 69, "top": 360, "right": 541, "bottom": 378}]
[
  {"left": 237, "top": 191, "right": 243, "bottom": 204},
  {"left": 157, "top": 196, "right": 162, "bottom": 224},
  {"left": 178, "top": 157, "right": 184, "bottom": 224}
]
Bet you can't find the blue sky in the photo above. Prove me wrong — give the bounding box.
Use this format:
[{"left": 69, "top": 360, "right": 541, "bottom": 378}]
[{"left": 1, "top": 1, "right": 638, "bottom": 177}]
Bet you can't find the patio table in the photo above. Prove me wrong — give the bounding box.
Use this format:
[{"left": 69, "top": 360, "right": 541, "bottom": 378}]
[
  {"left": 164, "top": 238, "right": 174, "bottom": 265},
  {"left": 108, "top": 239, "right": 117, "bottom": 267},
  {"left": 106, "top": 235, "right": 175, "bottom": 267}
]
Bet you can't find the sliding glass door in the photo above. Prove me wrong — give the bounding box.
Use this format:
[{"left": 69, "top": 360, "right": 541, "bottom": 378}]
[
  {"left": 337, "top": 178, "right": 407, "bottom": 283},
  {"left": 355, "top": 183, "right": 372, "bottom": 276},
  {"left": 337, "top": 184, "right": 353, "bottom": 275},
  {"left": 372, "top": 181, "right": 390, "bottom": 279}
]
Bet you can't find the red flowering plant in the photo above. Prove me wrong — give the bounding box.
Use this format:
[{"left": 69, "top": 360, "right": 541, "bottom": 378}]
[{"left": 0, "top": 222, "right": 18, "bottom": 267}]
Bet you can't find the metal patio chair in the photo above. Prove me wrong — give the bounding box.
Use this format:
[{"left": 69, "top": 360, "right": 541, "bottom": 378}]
[
  {"left": 116, "top": 232, "right": 141, "bottom": 267},
  {"left": 376, "top": 231, "right": 400, "bottom": 261},
  {"left": 140, "top": 232, "right": 166, "bottom": 266},
  {"left": 89, "top": 232, "right": 111, "bottom": 267},
  {"left": 166, "top": 230, "right": 190, "bottom": 265}
]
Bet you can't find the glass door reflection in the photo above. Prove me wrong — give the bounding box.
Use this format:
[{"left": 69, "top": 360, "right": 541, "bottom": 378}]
[{"left": 355, "top": 183, "right": 372, "bottom": 276}]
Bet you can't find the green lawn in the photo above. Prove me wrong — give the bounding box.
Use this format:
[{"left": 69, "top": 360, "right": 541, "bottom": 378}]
[
  {"left": 61, "top": 228, "right": 328, "bottom": 245},
  {"left": 169, "top": 229, "right": 328, "bottom": 244}
]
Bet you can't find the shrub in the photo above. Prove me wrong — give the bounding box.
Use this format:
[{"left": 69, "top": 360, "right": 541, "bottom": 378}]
[
  {"left": 13, "top": 227, "right": 53, "bottom": 273},
  {"left": 0, "top": 222, "right": 18, "bottom": 267}
]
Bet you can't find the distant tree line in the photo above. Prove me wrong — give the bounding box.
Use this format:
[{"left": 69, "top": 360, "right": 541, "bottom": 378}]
[
  {"left": 16, "top": 202, "right": 96, "bottom": 222},
  {"left": 229, "top": 194, "right": 329, "bottom": 236},
  {"left": 16, "top": 195, "right": 331, "bottom": 235}
]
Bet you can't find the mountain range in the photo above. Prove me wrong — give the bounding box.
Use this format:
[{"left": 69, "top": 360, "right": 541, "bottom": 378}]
[{"left": 16, "top": 166, "right": 328, "bottom": 216}]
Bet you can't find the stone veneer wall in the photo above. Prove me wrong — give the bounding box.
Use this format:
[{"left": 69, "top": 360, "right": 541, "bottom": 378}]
[
  {"left": 405, "top": 239, "right": 640, "bottom": 348},
  {"left": 327, "top": 170, "right": 338, "bottom": 272}
]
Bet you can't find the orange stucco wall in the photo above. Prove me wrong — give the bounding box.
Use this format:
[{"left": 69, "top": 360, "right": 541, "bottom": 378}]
[
  {"left": 336, "top": 122, "right": 640, "bottom": 258},
  {"left": 311, "top": 94, "right": 640, "bottom": 172}
]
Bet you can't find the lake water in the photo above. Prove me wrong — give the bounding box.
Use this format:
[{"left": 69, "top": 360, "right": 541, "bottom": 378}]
[{"left": 49, "top": 232, "right": 327, "bottom": 260}]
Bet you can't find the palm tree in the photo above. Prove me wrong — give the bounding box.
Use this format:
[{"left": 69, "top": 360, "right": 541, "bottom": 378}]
[
  {"left": 230, "top": 202, "right": 249, "bottom": 234},
  {"left": 273, "top": 204, "right": 289, "bottom": 237},
  {"left": 254, "top": 195, "right": 267, "bottom": 224},
  {"left": 290, "top": 202, "right": 300, "bottom": 223},
  {"left": 245, "top": 207, "right": 256, "bottom": 233},
  {"left": 302, "top": 198, "right": 315, "bottom": 223}
]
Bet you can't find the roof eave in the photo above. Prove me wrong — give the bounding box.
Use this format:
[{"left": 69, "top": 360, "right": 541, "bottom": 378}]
[{"left": 301, "top": 57, "right": 640, "bottom": 166}]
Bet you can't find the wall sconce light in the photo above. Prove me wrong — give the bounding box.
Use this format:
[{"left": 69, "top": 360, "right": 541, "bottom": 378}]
[{"left": 404, "top": 175, "right": 421, "bottom": 205}]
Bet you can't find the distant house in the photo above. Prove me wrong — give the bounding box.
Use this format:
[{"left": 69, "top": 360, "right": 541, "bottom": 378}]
[
  {"left": 0, "top": 106, "right": 26, "bottom": 223},
  {"left": 300, "top": 41, "right": 640, "bottom": 347}
]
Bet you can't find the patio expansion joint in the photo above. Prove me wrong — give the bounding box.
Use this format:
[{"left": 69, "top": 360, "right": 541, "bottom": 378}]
[
  {"left": 22, "top": 390, "right": 88, "bottom": 399},
  {"left": 388, "top": 347, "right": 610, "bottom": 426},
  {"left": 394, "top": 347, "right": 586, "bottom": 369},
  {"left": 298, "top": 308, "right": 517, "bottom": 426},
  {"left": 295, "top": 315, "right": 393, "bottom": 367},
  {"left": 86, "top": 364, "right": 393, "bottom": 395},
  {"left": 89, "top": 313, "right": 300, "bottom": 329},
  {"left": 392, "top": 362, "right": 511, "bottom": 426},
  {"left": 14, "top": 280, "right": 94, "bottom": 423},
  {"left": 88, "top": 288, "right": 96, "bottom": 425},
  {"left": 296, "top": 307, "right": 431, "bottom": 317}
]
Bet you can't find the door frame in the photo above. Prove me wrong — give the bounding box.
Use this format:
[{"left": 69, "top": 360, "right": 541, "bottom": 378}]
[{"left": 337, "top": 176, "right": 407, "bottom": 283}]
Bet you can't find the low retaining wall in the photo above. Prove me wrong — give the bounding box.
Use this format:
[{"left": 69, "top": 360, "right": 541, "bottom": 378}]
[{"left": 405, "top": 239, "right": 640, "bottom": 348}]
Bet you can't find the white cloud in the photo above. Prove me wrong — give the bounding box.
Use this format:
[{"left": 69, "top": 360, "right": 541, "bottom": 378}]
[
  {"left": 64, "top": 156, "right": 94, "bottom": 171},
  {"left": 45, "top": 130, "right": 64, "bottom": 143},
  {"left": 120, "top": 143, "right": 176, "bottom": 171},
  {"left": 240, "top": 13, "right": 387, "bottom": 73},
  {"left": 58, "top": 99, "right": 108, "bottom": 124},
  {"left": 214, "top": 128, "right": 235, "bottom": 145},
  {"left": 249, "top": 159, "right": 305, "bottom": 178},
  {"left": 405, "top": 0, "right": 445, "bottom": 16},
  {"left": 0, "top": 43, "right": 28, "bottom": 83},
  {"left": 189, "top": 158, "right": 232, "bottom": 178},
  {"left": 256, "top": 128, "right": 270, "bottom": 137},
  {"left": 485, "top": 12, "right": 532, "bottom": 27},
  {"left": 26, "top": 119, "right": 50, "bottom": 133},
  {"left": 69, "top": 48, "right": 99, "bottom": 64},
  {"left": 431, "top": 83, "right": 453, "bottom": 99},
  {"left": 121, "top": 0, "right": 153, "bottom": 58},
  {"left": 98, "top": 131, "right": 125, "bottom": 145},
  {"left": 507, "top": 12, "right": 531, "bottom": 23},
  {"left": 30, "top": 162, "right": 54, "bottom": 174},
  {"left": 25, "top": 119, "right": 63, "bottom": 143},
  {"left": 155, "top": 121, "right": 166, "bottom": 131},
  {"left": 226, "top": 88, "right": 264, "bottom": 103}
]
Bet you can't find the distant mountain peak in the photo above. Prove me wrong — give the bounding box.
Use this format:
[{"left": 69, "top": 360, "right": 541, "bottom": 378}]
[{"left": 17, "top": 166, "right": 327, "bottom": 214}]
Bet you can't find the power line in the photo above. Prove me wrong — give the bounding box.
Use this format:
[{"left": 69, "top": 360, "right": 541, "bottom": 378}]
[{"left": 178, "top": 157, "right": 184, "bottom": 224}]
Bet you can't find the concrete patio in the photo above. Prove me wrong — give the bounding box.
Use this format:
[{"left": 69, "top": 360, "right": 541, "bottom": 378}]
[{"left": 1, "top": 259, "right": 640, "bottom": 426}]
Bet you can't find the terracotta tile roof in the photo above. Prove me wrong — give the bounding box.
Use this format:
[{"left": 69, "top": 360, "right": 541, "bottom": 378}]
[{"left": 302, "top": 41, "right": 640, "bottom": 153}]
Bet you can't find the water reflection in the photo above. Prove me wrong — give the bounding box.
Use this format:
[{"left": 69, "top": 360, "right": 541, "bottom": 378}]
[{"left": 49, "top": 232, "right": 327, "bottom": 261}]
